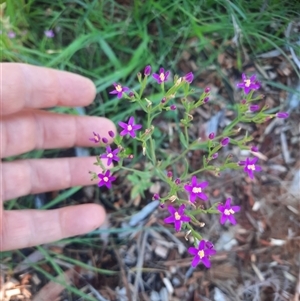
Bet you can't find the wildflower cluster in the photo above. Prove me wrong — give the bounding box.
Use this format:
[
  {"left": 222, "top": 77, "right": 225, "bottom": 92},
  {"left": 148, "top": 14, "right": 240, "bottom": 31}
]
[{"left": 90, "top": 67, "right": 289, "bottom": 269}]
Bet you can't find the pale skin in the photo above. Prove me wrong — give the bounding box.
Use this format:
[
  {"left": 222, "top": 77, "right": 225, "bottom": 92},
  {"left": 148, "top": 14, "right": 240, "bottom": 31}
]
[{"left": 0, "top": 63, "right": 116, "bottom": 251}]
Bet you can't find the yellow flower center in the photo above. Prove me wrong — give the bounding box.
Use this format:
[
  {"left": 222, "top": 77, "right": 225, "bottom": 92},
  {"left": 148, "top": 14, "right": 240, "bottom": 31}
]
[
  {"left": 107, "top": 153, "right": 113, "bottom": 158},
  {"left": 94, "top": 136, "right": 99, "bottom": 141},
  {"left": 198, "top": 250, "right": 204, "bottom": 259},
  {"left": 224, "top": 208, "right": 235, "bottom": 216},
  {"left": 244, "top": 79, "right": 251, "bottom": 87},
  {"left": 103, "top": 177, "right": 109, "bottom": 182},
  {"left": 192, "top": 187, "right": 202, "bottom": 193},
  {"left": 159, "top": 73, "right": 165, "bottom": 81},
  {"left": 174, "top": 212, "right": 181, "bottom": 220},
  {"left": 248, "top": 164, "right": 255, "bottom": 171},
  {"left": 127, "top": 125, "right": 133, "bottom": 131},
  {"left": 116, "top": 85, "right": 122, "bottom": 92}
]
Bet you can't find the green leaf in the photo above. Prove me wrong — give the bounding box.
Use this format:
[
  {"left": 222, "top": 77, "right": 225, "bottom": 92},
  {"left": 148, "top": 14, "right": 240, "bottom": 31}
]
[{"left": 179, "top": 132, "right": 188, "bottom": 148}]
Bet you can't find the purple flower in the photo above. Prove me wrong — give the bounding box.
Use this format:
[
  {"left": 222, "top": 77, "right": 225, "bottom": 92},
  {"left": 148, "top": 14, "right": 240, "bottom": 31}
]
[
  {"left": 161, "top": 97, "right": 166, "bottom": 104},
  {"left": 167, "top": 171, "right": 173, "bottom": 178},
  {"left": 221, "top": 137, "right": 230, "bottom": 146},
  {"left": 217, "top": 198, "right": 240, "bottom": 225},
  {"left": 184, "top": 176, "right": 209, "bottom": 203},
  {"left": 89, "top": 132, "right": 101, "bottom": 143},
  {"left": 100, "top": 146, "right": 120, "bottom": 166},
  {"left": 44, "top": 29, "right": 55, "bottom": 38},
  {"left": 243, "top": 157, "right": 262, "bottom": 179},
  {"left": 249, "top": 104, "right": 259, "bottom": 112},
  {"left": 144, "top": 65, "right": 151, "bottom": 76},
  {"left": 164, "top": 205, "right": 191, "bottom": 232},
  {"left": 152, "top": 68, "right": 170, "bottom": 84},
  {"left": 188, "top": 240, "right": 216, "bottom": 268},
  {"left": 183, "top": 72, "right": 194, "bottom": 84},
  {"left": 237, "top": 73, "right": 260, "bottom": 94},
  {"left": 7, "top": 31, "right": 16, "bottom": 39},
  {"left": 118, "top": 116, "right": 142, "bottom": 138},
  {"left": 109, "top": 83, "right": 129, "bottom": 99},
  {"left": 170, "top": 105, "right": 177, "bottom": 110},
  {"left": 102, "top": 137, "right": 108, "bottom": 144},
  {"left": 98, "top": 170, "right": 116, "bottom": 189},
  {"left": 276, "top": 112, "right": 289, "bottom": 119}
]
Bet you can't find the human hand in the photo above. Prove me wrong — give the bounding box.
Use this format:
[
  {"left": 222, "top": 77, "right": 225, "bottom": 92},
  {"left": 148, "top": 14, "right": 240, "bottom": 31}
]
[{"left": 0, "top": 63, "right": 115, "bottom": 251}]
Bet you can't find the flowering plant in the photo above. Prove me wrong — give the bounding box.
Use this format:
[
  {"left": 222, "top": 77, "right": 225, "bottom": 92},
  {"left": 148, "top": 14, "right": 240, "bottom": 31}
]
[{"left": 90, "top": 66, "right": 289, "bottom": 269}]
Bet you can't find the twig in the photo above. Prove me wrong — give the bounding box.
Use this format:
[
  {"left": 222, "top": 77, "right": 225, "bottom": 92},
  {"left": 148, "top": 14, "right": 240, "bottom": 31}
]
[
  {"left": 112, "top": 241, "right": 132, "bottom": 301},
  {"left": 132, "top": 231, "right": 148, "bottom": 301}
]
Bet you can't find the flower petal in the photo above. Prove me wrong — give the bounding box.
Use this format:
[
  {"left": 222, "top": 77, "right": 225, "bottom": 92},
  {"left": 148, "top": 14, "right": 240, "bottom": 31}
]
[
  {"left": 199, "top": 181, "right": 209, "bottom": 188},
  {"left": 167, "top": 206, "right": 176, "bottom": 214},
  {"left": 188, "top": 247, "right": 198, "bottom": 255},
  {"left": 220, "top": 214, "right": 227, "bottom": 224},
  {"left": 228, "top": 215, "right": 237, "bottom": 225},
  {"left": 184, "top": 184, "right": 192, "bottom": 192},
  {"left": 191, "top": 256, "right": 200, "bottom": 267},
  {"left": 118, "top": 121, "right": 128, "bottom": 128},
  {"left": 174, "top": 220, "right": 181, "bottom": 232},
  {"left": 181, "top": 216, "right": 191, "bottom": 222},
  {"left": 189, "top": 193, "right": 196, "bottom": 203},
  {"left": 128, "top": 116, "right": 135, "bottom": 125},
  {"left": 198, "top": 192, "right": 208, "bottom": 201},
  {"left": 205, "top": 249, "right": 216, "bottom": 256},
  {"left": 164, "top": 216, "right": 175, "bottom": 224},
  {"left": 199, "top": 240, "right": 205, "bottom": 249},
  {"left": 225, "top": 198, "right": 231, "bottom": 207},
  {"left": 201, "top": 256, "right": 211, "bottom": 268},
  {"left": 232, "top": 206, "right": 240, "bottom": 212},
  {"left": 178, "top": 204, "right": 185, "bottom": 214}
]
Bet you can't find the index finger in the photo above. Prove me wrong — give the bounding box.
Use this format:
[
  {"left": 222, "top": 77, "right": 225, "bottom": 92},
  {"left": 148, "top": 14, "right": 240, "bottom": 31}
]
[{"left": 0, "top": 63, "right": 96, "bottom": 115}]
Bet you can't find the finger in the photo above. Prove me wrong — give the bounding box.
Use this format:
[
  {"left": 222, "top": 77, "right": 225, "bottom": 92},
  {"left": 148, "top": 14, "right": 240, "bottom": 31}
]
[
  {"left": 1, "top": 63, "right": 96, "bottom": 115},
  {"left": 0, "top": 204, "right": 106, "bottom": 251},
  {"left": 1, "top": 110, "right": 116, "bottom": 157},
  {"left": 1, "top": 157, "right": 106, "bottom": 201}
]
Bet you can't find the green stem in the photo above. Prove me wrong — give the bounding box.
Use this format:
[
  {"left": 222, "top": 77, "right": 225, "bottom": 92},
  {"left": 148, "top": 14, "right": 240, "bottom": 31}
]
[
  {"left": 147, "top": 112, "right": 156, "bottom": 165},
  {"left": 184, "top": 125, "right": 189, "bottom": 145}
]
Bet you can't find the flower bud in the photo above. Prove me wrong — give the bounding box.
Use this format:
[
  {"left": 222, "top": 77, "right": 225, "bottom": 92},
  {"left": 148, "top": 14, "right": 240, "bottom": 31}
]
[
  {"left": 249, "top": 104, "right": 259, "bottom": 112},
  {"left": 144, "top": 65, "right": 151, "bottom": 76},
  {"left": 183, "top": 72, "right": 194, "bottom": 84},
  {"left": 129, "top": 91, "right": 134, "bottom": 98},
  {"left": 102, "top": 137, "right": 108, "bottom": 144},
  {"left": 241, "top": 99, "right": 247, "bottom": 104},
  {"left": 251, "top": 146, "right": 258, "bottom": 152},
  {"left": 161, "top": 97, "right": 166, "bottom": 104},
  {"left": 153, "top": 193, "right": 160, "bottom": 200},
  {"left": 212, "top": 153, "right": 218, "bottom": 159},
  {"left": 208, "top": 132, "right": 215, "bottom": 140},
  {"left": 170, "top": 105, "right": 177, "bottom": 110},
  {"left": 167, "top": 171, "right": 173, "bottom": 178},
  {"left": 203, "top": 97, "right": 209, "bottom": 103},
  {"left": 175, "top": 178, "right": 181, "bottom": 185},
  {"left": 204, "top": 87, "right": 210, "bottom": 93},
  {"left": 221, "top": 137, "right": 230, "bottom": 146},
  {"left": 276, "top": 112, "right": 289, "bottom": 119}
]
